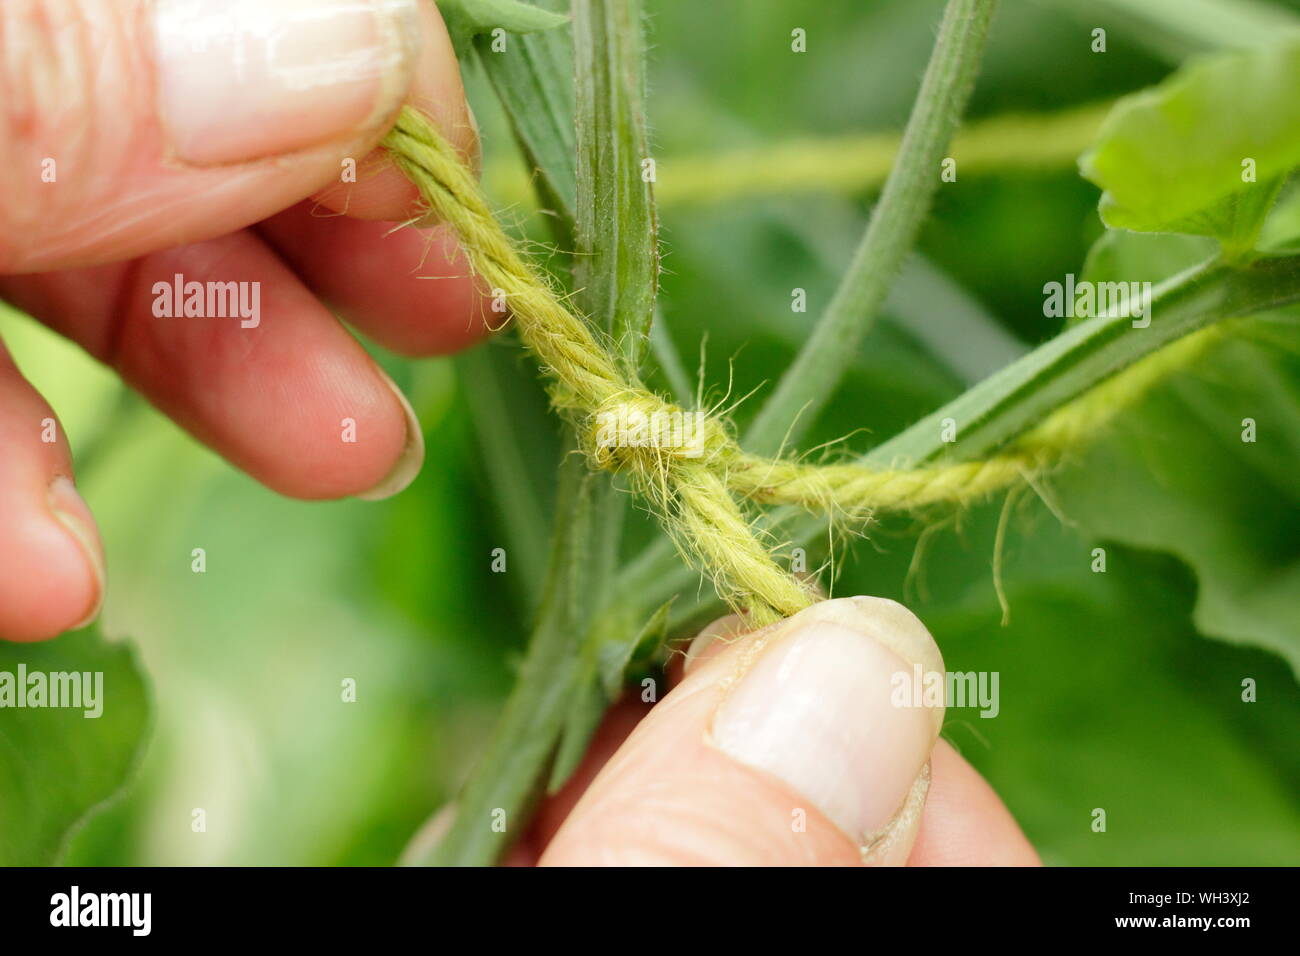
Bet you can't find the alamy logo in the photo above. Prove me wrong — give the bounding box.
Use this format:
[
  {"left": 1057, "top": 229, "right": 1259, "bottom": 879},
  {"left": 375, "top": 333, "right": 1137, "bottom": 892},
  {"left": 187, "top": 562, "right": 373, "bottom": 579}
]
[
  {"left": 50, "top": 886, "right": 151, "bottom": 936},
  {"left": 0, "top": 665, "right": 103, "bottom": 718},
  {"left": 152, "top": 273, "right": 261, "bottom": 328},
  {"left": 1043, "top": 273, "right": 1152, "bottom": 328},
  {"left": 891, "top": 665, "right": 1000, "bottom": 718}
]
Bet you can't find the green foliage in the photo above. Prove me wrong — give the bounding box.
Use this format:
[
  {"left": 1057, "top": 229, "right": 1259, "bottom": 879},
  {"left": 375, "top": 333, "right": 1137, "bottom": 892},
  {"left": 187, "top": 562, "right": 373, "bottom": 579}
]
[
  {"left": 548, "top": 596, "right": 671, "bottom": 791},
  {"left": 1081, "top": 42, "right": 1300, "bottom": 257},
  {"left": 464, "top": 0, "right": 578, "bottom": 236},
  {"left": 438, "top": 0, "right": 568, "bottom": 58},
  {"left": 573, "top": 0, "right": 658, "bottom": 370},
  {"left": 1063, "top": 229, "right": 1300, "bottom": 671},
  {"left": 0, "top": 626, "right": 149, "bottom": 865},
  {"left": 1061, "top": 328, "right": 1300, "bottom": 672},
  {"left": 927, "top": 538, "right": 1300, "bottom": 866},
  {"left": 3, "top": 0, "right": 1297, "bottom": 869}
]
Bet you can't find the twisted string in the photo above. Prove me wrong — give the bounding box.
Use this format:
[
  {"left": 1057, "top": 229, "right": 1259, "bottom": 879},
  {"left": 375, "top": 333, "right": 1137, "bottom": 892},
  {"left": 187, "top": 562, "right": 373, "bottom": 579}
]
[{"left": 382, "top": 107, "right": 1215, "bottom": 625}]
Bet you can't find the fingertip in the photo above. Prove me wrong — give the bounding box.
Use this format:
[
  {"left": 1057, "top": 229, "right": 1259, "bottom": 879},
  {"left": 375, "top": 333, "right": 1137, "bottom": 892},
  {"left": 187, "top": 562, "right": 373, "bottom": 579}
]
[
  {"left": 542, "top": 597, "right": 948, "bottom": 866},
  {"left": 909, "top": 739, "right": 1042, "bottom": 866},
  {"left": 251, "top": 355, "right": 417, "bottom": 501},
  {"left": 312, "top": 0, "right": 478, "bottom": 222},
  {"left": 153, "top": 0, "right": 423, "bottom": 168},
  {"left": 708, "top": 597, "right": 944, "bottom": 851},
  {"left": 0, "top": 347, "right": 106, "bottom": 642},
  {"left": 354, "top": 367, "right": 424, "bottom": 500},
  {"left": 0, "top": 478, "right": 105, "bottom": 642},
  {"left": 2, "top": 0, "right": 433, "bottom": 273}
]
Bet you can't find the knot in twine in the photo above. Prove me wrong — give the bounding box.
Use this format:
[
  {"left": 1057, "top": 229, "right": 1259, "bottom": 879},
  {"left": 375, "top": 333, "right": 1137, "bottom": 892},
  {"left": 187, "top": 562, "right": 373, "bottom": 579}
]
[
  {"left": 586, "top": 394, "right": 731, "bottom": 474},
  {"left": 381, "top": 106, "right": 1214, "bottom": 625}
]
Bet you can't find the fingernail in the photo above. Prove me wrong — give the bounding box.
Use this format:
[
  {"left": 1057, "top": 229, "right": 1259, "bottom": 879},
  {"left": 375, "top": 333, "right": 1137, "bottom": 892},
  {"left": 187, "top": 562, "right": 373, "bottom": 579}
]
[
  {"left": 356, "top": 367, "right": 425, "bottom": 501},
  {"left": 47, "top": 477, "right": 107, "bottom": 629},
  {"left": 710, "top": 596, "right": 945, "bottom": 845},
  {"left": 154, "top": 0, "right": 420, "bottom": 166}
]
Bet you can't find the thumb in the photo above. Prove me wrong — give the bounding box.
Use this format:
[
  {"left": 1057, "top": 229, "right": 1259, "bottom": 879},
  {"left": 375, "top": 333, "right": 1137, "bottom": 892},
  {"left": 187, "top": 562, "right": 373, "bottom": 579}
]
[
  {"left": 540, "top": 596, "right": 947, "bottom": 866},
  {"left": 1, "top": 0, "right": 435, "bottom": 273}
]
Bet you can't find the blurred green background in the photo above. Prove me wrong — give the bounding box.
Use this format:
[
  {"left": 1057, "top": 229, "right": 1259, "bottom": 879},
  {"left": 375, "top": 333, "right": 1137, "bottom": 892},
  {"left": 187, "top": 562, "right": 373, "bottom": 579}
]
[{"left": 2, "top": 0, "right": 1298, "bottom": 865}]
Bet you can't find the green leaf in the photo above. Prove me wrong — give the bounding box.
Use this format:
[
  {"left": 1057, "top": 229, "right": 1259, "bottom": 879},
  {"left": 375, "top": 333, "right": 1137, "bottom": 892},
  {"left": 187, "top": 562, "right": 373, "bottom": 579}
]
[
  {"left": 1060, "top": 228, "right": 1300, "bottom": 671},
  {"left": 1080, "top": 43, "right": 1300, "bottom": 256},
  {"left": 597, "top": 597, "right": 672, "bottom": 697},
  {"left": 455, "top": 343, "right": 560, "bottom": 612},
  {"left": 1173, "top": 176, "right": 1287, "bottom": 260},
  {"left": 1258, "top": 179, "right": 1300, "bottom": 253},
  {"left": 0, "top": 626, "right": 150, "bottom": 865},
  {"left": 928, "top": 544, "right": 1300, "bottom": 865},
  {"left": 613, "top": 251, "right": 1300, "bottom": 637},
  {"left": 471, "top": 0, "right": 578, "bottom": 235},
  {"left": 548, "top": 597, "right": 672, "bottom": 793},
  {"left": 1058, "top": 327, "right": 1300, "bottom": 673},
  {"left": 423, "top": 451, "right": 591, "bottom": 865},
  {"left": 572, "top": 0, "right": 659, "bottom": 371},
  {"left": 438, "top": 0, "right": 568, "bottom": 59}
]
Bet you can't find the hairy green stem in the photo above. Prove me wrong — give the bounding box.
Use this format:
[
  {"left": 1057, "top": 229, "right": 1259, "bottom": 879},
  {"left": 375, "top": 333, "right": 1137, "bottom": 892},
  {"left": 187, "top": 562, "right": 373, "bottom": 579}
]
[
  {"left": 454, "top": 347, "right": 553, "bottom": 610},
  {"left": 421, "top": 453, "right": 590, "bottom": 866},
  {"left": 744, "top": 0, "right": 998, "bottom": 456},
  {"left": 612, "top": 252, "right": 1300, "bottom": 633},
  {"left": 420, "top": 0, "right": 656, "bottom": 865},
  {"left": 868, "top": 255, "right": 1300, "bottom": 465}
]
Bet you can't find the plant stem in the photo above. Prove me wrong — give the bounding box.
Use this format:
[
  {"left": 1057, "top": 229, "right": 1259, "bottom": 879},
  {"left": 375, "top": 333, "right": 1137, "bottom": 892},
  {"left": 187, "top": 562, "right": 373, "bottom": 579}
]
[
  {"left": 573, "top": 0, "right": 658, "bottom": 372},
  {"left": 423, "top": 0, "right": 660, "bottom": 864},
  {"left": 455, "top": 346, "right": 554, "bottom": 611},
  {"left": 866, "top": 255, "right": 1300, "bottom": 465},
  {"left": 422, "top": 453, "right": 591, "bottom": 866},
  {"left": 744, "top": 0, "right": 998, "bottom": 456},
  {"left": 614, "top": 252, "right": 1300, "bottom": 633},
  {"left": 473, "top": 0, "right": 577, "bottom": 226}
]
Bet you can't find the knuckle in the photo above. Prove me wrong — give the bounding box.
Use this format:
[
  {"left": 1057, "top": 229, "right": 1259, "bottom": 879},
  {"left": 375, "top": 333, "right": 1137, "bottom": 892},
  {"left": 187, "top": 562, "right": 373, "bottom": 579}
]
[{"left": 0, "top": 1, "right": 140, "bottom": 271}]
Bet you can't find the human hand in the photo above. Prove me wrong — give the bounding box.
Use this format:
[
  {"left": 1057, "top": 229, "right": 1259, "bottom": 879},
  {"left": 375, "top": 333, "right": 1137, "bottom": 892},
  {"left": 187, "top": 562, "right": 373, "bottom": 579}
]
[
  {"left": 0, "top": 0, "right": 486, "bottom": 640},
  {"left": 419, "top": 597, "right": 1040, "bottom": 866}
]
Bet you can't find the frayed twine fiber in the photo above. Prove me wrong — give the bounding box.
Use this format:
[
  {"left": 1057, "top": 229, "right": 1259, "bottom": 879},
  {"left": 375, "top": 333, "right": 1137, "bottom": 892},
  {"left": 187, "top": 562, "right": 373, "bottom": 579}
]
[{"left": 382, "top": 106, "right": 1217, "bottom": 626}]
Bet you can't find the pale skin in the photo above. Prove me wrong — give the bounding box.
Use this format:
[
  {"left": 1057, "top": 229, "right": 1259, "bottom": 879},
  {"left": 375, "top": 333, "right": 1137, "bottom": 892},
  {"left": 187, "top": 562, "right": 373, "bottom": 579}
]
[
  {"left": 522, "top": 609, "right": 1039, "bottom": 867},
  {"left": 0, "top": 0, "right": 1037, "bottom": 866}
]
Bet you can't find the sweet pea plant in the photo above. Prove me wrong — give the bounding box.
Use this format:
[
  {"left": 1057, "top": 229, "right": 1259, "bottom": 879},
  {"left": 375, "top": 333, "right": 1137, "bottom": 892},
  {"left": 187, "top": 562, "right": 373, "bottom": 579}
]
[
  {"left": 409, "top": 0, "right": 1300, "bottom": 865},
  {"left": 4, "top": 0, "right": 1298, "bottom": 869}
]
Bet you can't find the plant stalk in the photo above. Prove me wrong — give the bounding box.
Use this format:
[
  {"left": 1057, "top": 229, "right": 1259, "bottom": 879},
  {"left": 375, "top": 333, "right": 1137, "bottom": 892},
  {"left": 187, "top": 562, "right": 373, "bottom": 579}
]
[
  {"left": 744, "top": 0, "right": 998, "bottom": 456},
  {"left": 421, "top": 452, "right": 591, "bottom": 865},
  {"left": 613, "top": 252, "right": 1300, "bottom": 634}
]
